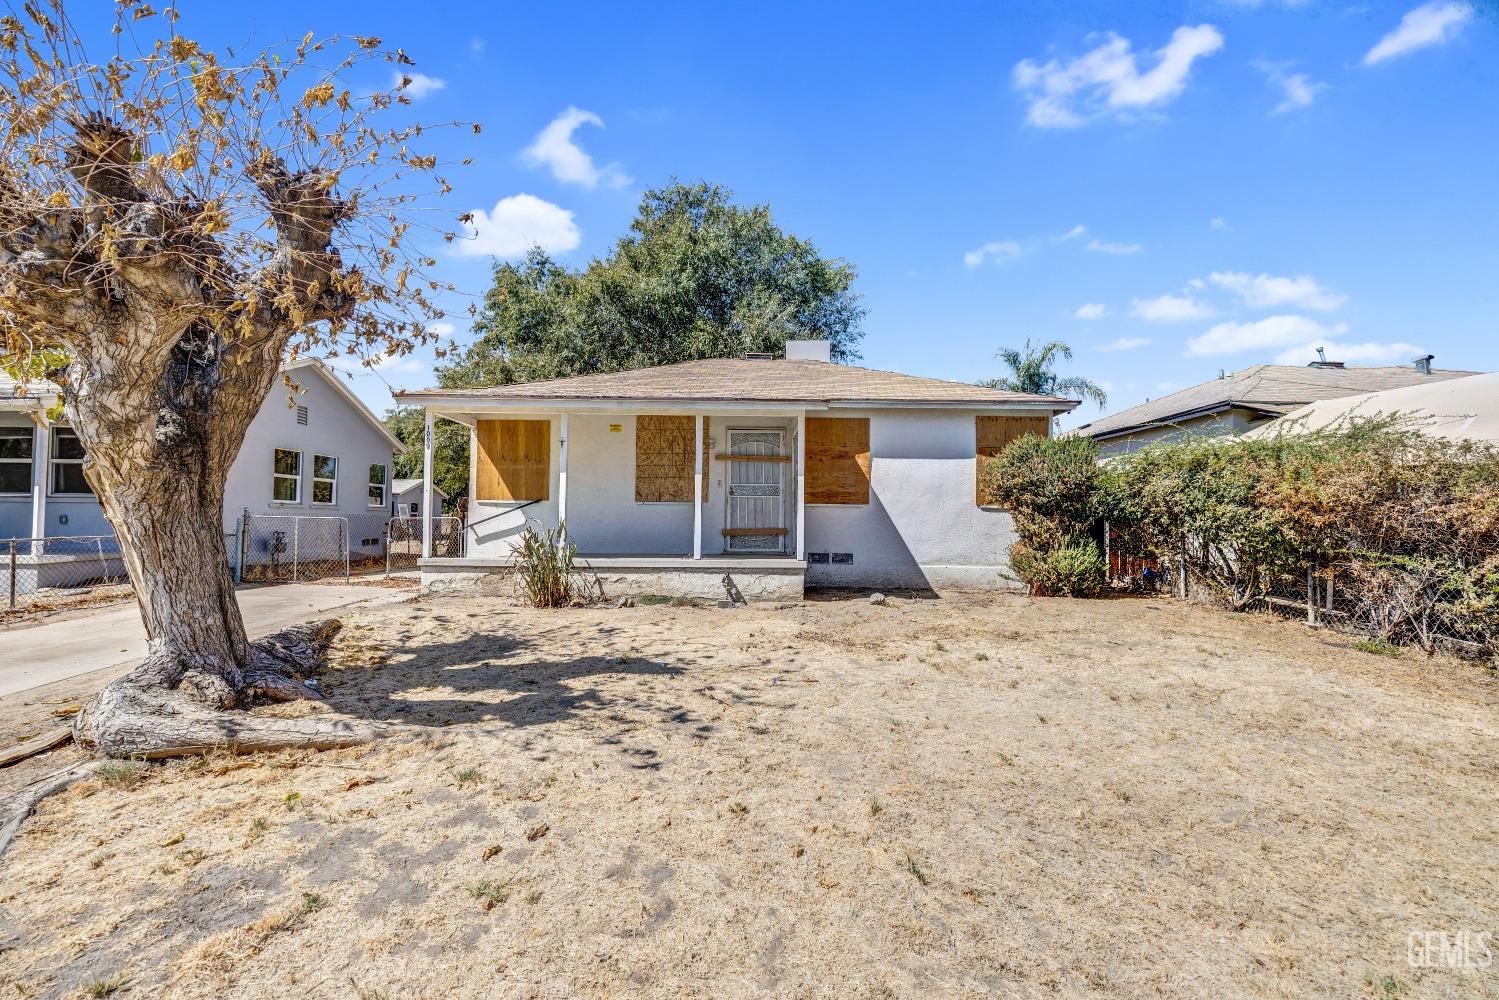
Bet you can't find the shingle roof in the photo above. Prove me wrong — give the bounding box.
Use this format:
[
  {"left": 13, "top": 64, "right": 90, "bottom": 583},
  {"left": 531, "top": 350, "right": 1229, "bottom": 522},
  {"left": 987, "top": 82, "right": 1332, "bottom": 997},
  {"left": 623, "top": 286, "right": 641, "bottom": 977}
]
[
  {"left": 1074, "top": 364, "right": 1480, "bottom": 440},
  {"left": 1246, "top": 372, "right": 1499, "bottom": 446},
  {"left": 396, "top": 358, "right": 1076, "bottom": 409}
]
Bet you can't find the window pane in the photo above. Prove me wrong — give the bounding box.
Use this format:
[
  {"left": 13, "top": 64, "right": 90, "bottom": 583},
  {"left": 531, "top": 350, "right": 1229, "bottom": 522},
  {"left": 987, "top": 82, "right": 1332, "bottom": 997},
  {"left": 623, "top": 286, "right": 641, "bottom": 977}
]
[
  {"left": 368, "top": 484, "right": 384, "bottom": 505},
  {"left": 273, "top": 475, "right": 298, "bottom": 502},
  {"left": 0, "top": 463, "right": 28, "bottom": 493},
  {"left": 0, "top": 428, "right": 32, "bottom": 460},
  {"left": 369, "top": 463, "right": 386, "bottom": 486},
  {"left": 313, "top": 455, "right": 337, "bottom": 480},
  {"left": 312, "top": 480, "right": 334, "bottom": 504},
  {"left": 53, "top": 461, "right": 93, "bottom": 495},
  {"left": 274, "top": 449, "right": 300, "bottom": 476},
  {"left": 52, "top": 429, "right": 86, "bottom": 460}
]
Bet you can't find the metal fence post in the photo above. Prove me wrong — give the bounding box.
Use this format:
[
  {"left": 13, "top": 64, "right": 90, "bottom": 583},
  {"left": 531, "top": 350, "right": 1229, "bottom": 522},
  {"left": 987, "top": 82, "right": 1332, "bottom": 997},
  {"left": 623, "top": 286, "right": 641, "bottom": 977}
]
[
  {"left": 237, "top": 509, "right": 249, "bottom": 583},
  {"left": 7, "top": 539, "right": 15, "bottom": 610},
  {"left": 292, "top": 521, "right": 300, "bottom": 582},
  {"left": 1306, "top": 563, "right": 1318, "bottom": 626},
  {"left": 343, "top": 519, "right": 350, "bottom": 583},
  {"left": 1177, "top": 534, "right": 1188, "bottom": 600}
]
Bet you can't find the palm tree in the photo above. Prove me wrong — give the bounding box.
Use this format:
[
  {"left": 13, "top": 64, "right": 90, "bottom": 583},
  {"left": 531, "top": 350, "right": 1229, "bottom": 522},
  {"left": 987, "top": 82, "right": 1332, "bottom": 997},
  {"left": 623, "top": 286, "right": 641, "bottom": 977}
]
[{"left": 982, "top": 340, "right": 1108, "bottom": 409}]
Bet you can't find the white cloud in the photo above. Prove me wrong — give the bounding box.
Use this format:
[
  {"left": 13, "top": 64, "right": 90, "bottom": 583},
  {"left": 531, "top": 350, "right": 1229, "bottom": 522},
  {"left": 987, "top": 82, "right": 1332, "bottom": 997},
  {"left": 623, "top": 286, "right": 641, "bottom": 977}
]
[
  {"left": 1187, "top": 314, "right": 1348, "bottom": 355},
  {"left": 1013, "top": 24, "right": 1225, "bottom": 128},
  {"left": 1208, "top": 270, "right": 1346, "bottom": 310},
  {"left": 1074, "top": 303, "right": 1109, "bottom": 319},
  {"left": 963, "top": 240, "right": 1023, "bottom": 268},
  {"left": 392, "top": 71, "right": 447, "bottom": 100},
  {"left": 470, "top": 38, "right": 487, "bottom": 57},
  {"left": 1087, "top": 238, "right": 1143, "bottom": 255},
  {"left": 1253, "top": 59, "right": 1327, "bottom": 114},
  {"left": 426, "top": 321, "right": 456, "bottom": 338},
  {"left": 1273, "top": 340, "right": 1425, "bottom": 364},
  {"left": 1059, "top": 224, "right": 1088, "bottom": 241},
  {"left": 1130, "top": 294, "right": 1216, "bottom": 322},
  {"left": 1364, "top": 1, "right": 1473, "bottom": 65},
  {"left": 455, "top": 194, "right": 581, "bottom": 258},
  {"left": 1210, "top": 216, "right": 1228, "bottom": 231},
  {"left": 1099, "top": 336, "right": 1153, "bottom": 351},
  {"left": 522, "top": 107, "right": 631, "bottom": 190}
]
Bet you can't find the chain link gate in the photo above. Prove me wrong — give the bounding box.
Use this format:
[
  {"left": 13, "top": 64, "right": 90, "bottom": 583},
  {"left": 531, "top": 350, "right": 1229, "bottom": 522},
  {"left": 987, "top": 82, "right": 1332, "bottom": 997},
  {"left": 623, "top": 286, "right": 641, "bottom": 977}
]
[
  {"left": 238, "top": 514, "right": 350, "bottom": 583},
  {"left": 386, "top": 516, "right": 463, "bottom": 573},
  {"left": 3, "top": 535, "right": 128, "bottom": 611}
]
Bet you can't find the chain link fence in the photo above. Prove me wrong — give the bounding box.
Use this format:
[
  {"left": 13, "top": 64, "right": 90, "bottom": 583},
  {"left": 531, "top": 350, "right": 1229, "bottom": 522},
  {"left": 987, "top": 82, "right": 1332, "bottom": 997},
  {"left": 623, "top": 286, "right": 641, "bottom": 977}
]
[
  {"left": 2, "top": 535, "right": 128, "bottom": 611},
  {"left": 237, "top": 514, "right": 349, "bottom": 583},
  {"left": 386, "top": 515, "right": 464, "bottom": 573}
]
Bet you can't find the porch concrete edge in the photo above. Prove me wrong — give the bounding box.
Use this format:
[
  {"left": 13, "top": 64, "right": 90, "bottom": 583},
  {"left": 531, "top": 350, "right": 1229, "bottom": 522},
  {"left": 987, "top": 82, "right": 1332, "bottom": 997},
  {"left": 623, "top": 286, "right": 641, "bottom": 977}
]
[{"left": 420, "top": 555, "right": 807, "bottom": 602}]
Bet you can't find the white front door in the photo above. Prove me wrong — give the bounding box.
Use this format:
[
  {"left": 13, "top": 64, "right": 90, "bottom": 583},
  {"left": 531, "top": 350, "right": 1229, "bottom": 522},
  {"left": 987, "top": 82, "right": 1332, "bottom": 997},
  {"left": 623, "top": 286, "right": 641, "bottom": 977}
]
[{"left": 723, "top": 429, "right": 787, "bottom": 553}]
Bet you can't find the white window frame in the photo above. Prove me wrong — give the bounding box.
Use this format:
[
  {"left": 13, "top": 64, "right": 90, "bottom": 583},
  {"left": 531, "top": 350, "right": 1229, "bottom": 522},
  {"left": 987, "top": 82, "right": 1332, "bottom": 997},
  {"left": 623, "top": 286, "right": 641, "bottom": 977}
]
[
  {"left": 49, "top": 427, "right": 93, "bottom": 497},
  {"left": 273, "top": 448, "right": 302, "bottom": 504},
  {"left": 311, "top": 454, "right": 338, "bottom": 506},
  {"left": 0, "top": 425, "right": 33, "bottom": 496},
  {"left": 368, "top": 463, "right": 387, "bottom": 508}
]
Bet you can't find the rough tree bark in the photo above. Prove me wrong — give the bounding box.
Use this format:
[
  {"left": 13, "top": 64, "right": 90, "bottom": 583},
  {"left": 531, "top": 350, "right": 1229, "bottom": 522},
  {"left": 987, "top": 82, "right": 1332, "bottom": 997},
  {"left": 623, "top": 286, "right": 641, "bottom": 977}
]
[{"left": 4, "top": 116, "right": 381, "bottom": 757}]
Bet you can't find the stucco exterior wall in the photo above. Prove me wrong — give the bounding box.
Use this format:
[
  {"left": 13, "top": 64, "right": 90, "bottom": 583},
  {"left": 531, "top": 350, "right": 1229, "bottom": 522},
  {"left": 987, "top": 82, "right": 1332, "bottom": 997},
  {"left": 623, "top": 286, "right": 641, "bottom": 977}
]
[
  {"left": 803, "top": 408, "right": 1021, "bottom": 591},
  {"left": 461, "top": 406, "right": 1029, "bottom": 592},
  {"left": 2, "top": 369, "right": 396, "bottom": 562},
  {"left": 465, "top": 413, "right": 802, "bottom": 560},
  {"left": 225, "top": 369, "right": 397, "bottom": 560}
]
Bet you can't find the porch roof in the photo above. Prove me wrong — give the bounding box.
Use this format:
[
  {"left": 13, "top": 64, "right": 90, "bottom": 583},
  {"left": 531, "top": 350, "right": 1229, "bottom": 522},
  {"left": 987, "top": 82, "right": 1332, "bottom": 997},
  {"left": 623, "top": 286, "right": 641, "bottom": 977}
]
[{"left": 395, "top": 358, "right": 1077, "bottom": 412}]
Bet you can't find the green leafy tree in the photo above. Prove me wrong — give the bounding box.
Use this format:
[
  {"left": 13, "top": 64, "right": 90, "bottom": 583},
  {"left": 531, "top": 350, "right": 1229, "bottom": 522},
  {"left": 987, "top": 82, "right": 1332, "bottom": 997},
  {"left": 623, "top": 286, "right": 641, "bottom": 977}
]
[
  {"left": 384, "top": 407, "right": 470, "bottom": 511},
  {"left": 983, "top": 340, "right": 1107, "bottom": 409},
  {"left": 440, "top": 181, "right": 865, "bottom": 390},
  {"left": 423, "top": 181, "right": 865, "bottom": 503}
]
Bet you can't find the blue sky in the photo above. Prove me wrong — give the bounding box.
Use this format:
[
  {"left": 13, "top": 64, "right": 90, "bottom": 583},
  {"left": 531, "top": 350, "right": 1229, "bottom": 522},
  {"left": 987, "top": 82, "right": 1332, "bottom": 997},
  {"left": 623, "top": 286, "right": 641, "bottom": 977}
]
[{"left": 85, "top": 1, "right": 1499, "bottom": 425}]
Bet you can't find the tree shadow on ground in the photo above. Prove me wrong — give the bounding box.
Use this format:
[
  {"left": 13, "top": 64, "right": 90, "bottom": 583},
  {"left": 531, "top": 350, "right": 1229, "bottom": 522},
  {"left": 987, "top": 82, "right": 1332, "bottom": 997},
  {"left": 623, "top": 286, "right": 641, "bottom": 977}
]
[{"left": 316, "top": 621, "right": 719, "bottom": 769}]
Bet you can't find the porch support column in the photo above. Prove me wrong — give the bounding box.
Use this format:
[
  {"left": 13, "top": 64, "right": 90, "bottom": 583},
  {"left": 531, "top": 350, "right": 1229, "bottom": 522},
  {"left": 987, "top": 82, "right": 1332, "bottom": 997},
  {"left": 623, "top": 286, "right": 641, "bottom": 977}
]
[
  {"left": 421, "top": 407, "right": 434, "bottom": 560},
  {"left": 30, "top": 418, "right": 48, "bottom": 555},
  {"left": 692, "top": 411, "right": 703, "bottom": 560},
  {"left": 557, "top": 412, "right": 569, "bottom": 531},
  {"left": 795, "top": 411, "right": 806, "bottom": 561}
]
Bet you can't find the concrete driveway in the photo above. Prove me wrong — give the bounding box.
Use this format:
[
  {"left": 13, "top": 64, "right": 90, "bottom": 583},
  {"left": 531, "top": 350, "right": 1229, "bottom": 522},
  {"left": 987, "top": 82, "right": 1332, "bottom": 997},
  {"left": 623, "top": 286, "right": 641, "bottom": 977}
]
[{"left": 0, "top": 583, "right": 412, "bottom": 699}]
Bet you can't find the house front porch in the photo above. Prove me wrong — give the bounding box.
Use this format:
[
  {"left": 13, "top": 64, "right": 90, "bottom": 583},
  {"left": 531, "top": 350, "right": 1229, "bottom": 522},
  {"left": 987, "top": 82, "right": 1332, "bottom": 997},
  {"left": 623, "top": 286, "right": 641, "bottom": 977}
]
[{"left": 414, "top": 402, "right": 816, "bottom": 601}]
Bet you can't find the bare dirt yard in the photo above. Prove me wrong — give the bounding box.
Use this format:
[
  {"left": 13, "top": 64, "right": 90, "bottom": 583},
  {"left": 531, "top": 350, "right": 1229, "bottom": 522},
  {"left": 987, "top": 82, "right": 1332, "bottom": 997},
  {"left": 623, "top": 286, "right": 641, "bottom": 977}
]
[{"left": 0, "top": 591, "right": 1494, "bottom": 999}]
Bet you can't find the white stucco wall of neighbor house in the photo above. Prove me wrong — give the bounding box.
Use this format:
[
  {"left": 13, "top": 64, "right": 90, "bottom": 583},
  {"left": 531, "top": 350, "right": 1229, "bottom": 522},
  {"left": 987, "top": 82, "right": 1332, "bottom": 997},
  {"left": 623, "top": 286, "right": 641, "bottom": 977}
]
[
  {"left": 224, "top": 369, "right": 397, "bottom": 563},
  {"left": 803, "top": 408, "right": 1024, "bottom": 591}
]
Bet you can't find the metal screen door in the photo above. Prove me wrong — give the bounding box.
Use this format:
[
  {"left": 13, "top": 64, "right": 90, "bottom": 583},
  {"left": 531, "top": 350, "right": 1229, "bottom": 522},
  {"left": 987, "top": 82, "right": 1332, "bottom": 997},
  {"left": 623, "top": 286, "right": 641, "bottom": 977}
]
[{"left": 724, "top": 429, "right": 787, "bottom": 552}]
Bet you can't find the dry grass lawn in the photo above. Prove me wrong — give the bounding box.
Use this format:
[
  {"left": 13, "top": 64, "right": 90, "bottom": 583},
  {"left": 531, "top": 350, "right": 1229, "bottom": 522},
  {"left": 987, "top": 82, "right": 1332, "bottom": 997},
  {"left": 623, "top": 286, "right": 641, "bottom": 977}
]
[{"left": 0, "top": 592, "right": 1494, "bottom": 999}]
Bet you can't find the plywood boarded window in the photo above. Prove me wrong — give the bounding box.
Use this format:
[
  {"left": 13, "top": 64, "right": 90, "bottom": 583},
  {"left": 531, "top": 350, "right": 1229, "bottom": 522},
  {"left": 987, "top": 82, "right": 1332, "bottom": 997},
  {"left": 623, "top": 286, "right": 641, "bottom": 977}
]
[
  {"left": 476, "top": 419, "right": 550, "bottom": 501},
  {"left": 805, "top": 417, "right": 870, "bottom": 505},
  {"left": 635, "top": 415, "right": 708, "bottom": 502},
  {"left": 975, "top": 415, "right": 1049, "bottom": 506}
]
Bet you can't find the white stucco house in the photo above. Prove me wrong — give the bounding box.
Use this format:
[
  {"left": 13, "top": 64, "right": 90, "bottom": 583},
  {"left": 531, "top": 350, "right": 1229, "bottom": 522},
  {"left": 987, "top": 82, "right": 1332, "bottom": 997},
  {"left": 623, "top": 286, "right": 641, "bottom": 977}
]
[
  {"left": 1, "top": 359, "right": 403, "bottom": 586},
  {"left": 394, "top": 340, "right": 1076, "bottom": 600},
  {"left": 390, "top": 478, "right": 447, "bottom": 519}
]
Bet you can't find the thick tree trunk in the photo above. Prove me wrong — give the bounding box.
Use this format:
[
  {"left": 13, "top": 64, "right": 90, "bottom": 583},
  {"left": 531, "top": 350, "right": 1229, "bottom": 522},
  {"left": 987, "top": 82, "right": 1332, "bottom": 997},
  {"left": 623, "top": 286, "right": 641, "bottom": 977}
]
[{"left": 66, "top": 331, "right": 377, "bottom": 757}]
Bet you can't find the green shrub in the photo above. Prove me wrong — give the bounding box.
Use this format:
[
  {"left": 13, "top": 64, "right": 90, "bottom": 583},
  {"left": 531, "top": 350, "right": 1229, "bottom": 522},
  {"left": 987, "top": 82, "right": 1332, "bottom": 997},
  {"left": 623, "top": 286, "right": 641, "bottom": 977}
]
[{"left": 1009, "top": 538, "right": 1106, "bottom": 597}]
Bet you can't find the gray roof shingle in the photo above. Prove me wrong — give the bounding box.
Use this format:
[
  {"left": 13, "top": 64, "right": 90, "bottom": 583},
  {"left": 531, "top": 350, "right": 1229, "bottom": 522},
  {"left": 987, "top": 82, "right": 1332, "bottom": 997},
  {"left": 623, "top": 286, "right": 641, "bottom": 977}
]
[
  {"left": 1074, "top": 364, "right": 1480, "bottom": 440},
  {"left": 397, "top": 358, "right": 1076, "bottom": 408}
]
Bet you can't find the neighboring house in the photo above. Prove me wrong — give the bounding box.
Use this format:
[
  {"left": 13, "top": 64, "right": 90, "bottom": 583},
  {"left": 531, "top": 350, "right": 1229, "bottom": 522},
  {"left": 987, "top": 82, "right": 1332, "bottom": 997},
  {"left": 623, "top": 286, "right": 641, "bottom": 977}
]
[
  {"left": 390, "top": 479, "right": 447, "bottom": 519},
  {"left": 1072, "top": 359, "right": 1478, "bottom": 457},
  {"left": 394, "top": 339, "right": 1077, "bottom": 599},
  {"left": 1, "top": 360, "right": 403, "bottom": 582},
  {"left": 1245, "top": 371, "right": 1499, "bottom": 446}
]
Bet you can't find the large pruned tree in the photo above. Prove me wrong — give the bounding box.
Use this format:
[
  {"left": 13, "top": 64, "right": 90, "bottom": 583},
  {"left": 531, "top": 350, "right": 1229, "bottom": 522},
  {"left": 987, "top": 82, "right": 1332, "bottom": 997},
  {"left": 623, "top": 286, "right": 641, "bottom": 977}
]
[{"left": 0, "top": 2, "right": 463, "bottom": 756}]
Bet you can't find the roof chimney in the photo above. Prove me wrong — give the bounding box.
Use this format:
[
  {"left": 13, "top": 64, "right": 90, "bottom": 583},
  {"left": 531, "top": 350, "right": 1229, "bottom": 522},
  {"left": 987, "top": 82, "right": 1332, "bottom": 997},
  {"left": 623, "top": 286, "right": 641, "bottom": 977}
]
[
  {"left": 1307, "top": 346, "right": 1345, "bottom": 369},
  {"left": 785, "top": 339, "right": 831, "bottom": 363},
  {"left": 1414, "top": 353, "right": 1435, "bottom": 375}
]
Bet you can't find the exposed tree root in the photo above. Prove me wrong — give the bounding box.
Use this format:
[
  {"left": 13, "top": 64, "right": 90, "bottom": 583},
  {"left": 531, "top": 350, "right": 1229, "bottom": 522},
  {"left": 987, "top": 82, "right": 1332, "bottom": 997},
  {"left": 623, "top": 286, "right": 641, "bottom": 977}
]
[
  {"left": 74, "top": 619, "right": 380, "bottom": 759},
  {"left": 0, "top": 760, "right": 99, "bottom": 862}
]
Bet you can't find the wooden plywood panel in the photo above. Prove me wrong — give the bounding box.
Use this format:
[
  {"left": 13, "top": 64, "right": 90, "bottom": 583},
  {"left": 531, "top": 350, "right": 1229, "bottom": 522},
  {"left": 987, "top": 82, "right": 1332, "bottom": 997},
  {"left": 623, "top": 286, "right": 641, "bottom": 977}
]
[
  {"left": 476, "top": 419, "right": 550, "bottom": 501},
  {"left": 975, "top": 415, "right": 1050, "bottom": 506},
  {"left": 805, "top": 417, "right": 870, "bottom": 505},
  {"left": 635, "top": 415, "right": 707, "bottom": 503}
]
